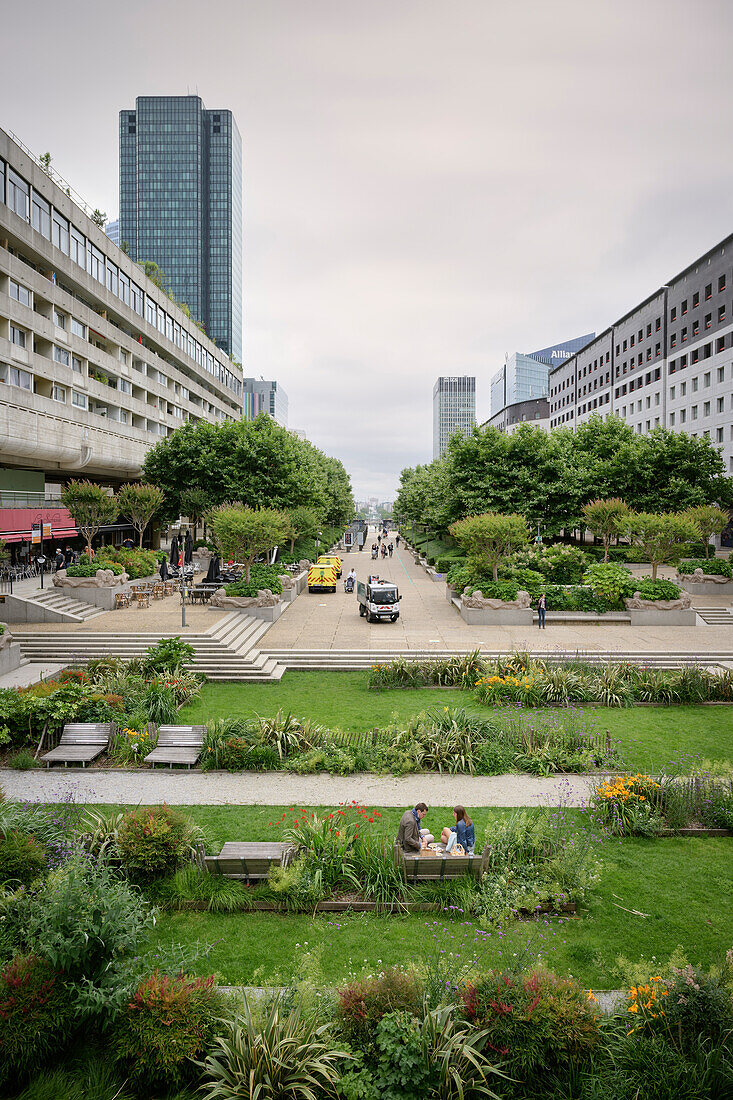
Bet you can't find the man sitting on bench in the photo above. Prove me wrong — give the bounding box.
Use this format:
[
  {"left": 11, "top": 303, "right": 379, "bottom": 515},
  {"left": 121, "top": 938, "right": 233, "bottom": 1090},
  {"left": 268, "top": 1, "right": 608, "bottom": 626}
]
[{"left": 396, "top": 802, "right": 434, "bottom": 852}]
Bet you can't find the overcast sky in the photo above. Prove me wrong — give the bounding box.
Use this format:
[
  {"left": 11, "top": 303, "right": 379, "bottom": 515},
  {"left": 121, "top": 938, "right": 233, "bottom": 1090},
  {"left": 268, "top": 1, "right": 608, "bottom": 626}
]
[{"left": 4, "top": 0, "right": 733, "bottom": 500}]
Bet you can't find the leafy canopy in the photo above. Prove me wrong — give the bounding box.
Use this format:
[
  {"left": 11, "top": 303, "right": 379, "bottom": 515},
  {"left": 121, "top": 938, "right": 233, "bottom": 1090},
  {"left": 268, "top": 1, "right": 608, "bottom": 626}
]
[
  {"left": 117, "top": 483, "right": 164, "bottom": 548},
  {"left": 619, "top": 511, "right": 698, "bottom": 580},
  {"left": 208, "top": 504, "right": 288, "bottom": 582},
  {"left": 450, "top": 512, "right": 529, "bottom": 581},
  {"left": 60, "top": 480, "right": 118, "bottom": 560},
  {"left": 582, "top": 498, "right": 629, "bottom": 561}
]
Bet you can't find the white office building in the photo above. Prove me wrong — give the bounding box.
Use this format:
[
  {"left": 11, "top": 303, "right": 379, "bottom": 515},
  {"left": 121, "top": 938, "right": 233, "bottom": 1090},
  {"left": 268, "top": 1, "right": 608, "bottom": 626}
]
[{"left": 433, "top": 376, "right": 475, "bottom": 458}]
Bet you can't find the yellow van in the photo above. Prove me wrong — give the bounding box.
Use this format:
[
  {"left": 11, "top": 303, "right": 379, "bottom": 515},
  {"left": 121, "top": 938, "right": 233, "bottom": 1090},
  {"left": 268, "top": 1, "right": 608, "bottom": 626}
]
[
  {"left": 316, "top": 554, "right": 342, "bottom": 578},
  {"left": 308, "top": 564, "right": 338, "bottom": 592}
]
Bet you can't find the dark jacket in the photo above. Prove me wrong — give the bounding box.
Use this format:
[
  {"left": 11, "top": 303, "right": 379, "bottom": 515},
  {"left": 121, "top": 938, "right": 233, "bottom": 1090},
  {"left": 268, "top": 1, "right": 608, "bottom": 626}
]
[{"left": 396, "top": 808, "right": 422, "bottom": 853}]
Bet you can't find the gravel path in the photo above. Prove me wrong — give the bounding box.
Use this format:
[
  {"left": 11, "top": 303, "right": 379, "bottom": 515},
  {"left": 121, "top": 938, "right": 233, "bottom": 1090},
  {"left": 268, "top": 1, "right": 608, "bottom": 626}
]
[{"left": 0, "top": 769, "right": 597, "bottom": 806}]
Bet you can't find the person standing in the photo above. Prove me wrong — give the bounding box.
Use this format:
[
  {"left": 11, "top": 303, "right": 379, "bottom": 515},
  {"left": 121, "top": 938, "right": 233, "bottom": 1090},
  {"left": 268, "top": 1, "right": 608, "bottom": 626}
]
[
  {"left": 54, "top": 548, "right": 65, "bottom": 572},
  {"left": 537, "top": 592, "right": 547, "bottom": 630},
  {"left": 388, "top": 542, "right": 394, "bottom": 557}
]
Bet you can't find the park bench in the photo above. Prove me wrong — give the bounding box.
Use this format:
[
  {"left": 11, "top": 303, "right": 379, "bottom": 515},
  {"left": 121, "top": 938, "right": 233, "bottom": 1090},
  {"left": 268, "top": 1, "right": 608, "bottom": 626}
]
[
  {"left": 144, "top": 725, "right": 205, "bottom": 769},
  {"left": 394, "top": 843, "right": 490, "bottom": 884},
  {"left": 41, "top": 723, "right": 113, "bottom": 768},
  {"left": 195, "top": 841, "right": 295, "bottom": 883}
]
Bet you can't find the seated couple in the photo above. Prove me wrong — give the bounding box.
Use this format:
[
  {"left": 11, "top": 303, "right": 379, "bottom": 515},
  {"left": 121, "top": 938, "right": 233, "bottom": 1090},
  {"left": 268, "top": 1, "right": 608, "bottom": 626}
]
[{"left": 396, "top": 803, "right": 475, "bottom": 855}]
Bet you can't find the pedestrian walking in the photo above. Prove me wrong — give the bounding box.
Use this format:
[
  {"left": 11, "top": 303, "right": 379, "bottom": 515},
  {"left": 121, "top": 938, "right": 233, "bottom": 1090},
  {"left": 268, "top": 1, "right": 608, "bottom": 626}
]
[
  {"left": 395, "top": 534, "right": 400, "bottom": 548},
  {"left": 54, "top": 547, "right": 65, "bottom": 572},
  {"left": 380, "top": 543, "right": 386, "bottom": 558},
  {"left": 537, "top": 592, "right": 547, "bottom": 630},
  {"left": 388, "top": 542, "right": 394, "bottom": 557}
]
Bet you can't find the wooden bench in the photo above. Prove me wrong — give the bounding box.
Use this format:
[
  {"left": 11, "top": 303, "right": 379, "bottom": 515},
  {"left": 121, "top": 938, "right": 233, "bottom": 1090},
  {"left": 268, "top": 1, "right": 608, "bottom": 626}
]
[
  {"left": 394, "top": 843, "right": 489, "bottom": 884},
  {"left": 41, "top": 723, "right": 114, "bottom": 768},
  {"left": 195, "top": 841, "right": 295, "bottom": 883},
  {"left": 144, "top": 725, "right": 205, "bottom": 769}
]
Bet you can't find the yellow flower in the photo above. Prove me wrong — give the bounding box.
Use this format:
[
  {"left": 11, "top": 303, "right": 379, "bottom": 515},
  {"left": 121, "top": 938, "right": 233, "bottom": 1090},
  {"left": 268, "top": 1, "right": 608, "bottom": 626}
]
[{"left": 628, "top": 1004, "right": 639, "bottom": 1013}]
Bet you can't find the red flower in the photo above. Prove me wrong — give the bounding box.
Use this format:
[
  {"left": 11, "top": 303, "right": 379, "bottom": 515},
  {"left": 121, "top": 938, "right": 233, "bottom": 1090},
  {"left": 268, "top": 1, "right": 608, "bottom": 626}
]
[{"left": 368, "top": 817, "right": 374, "bottom": 823}]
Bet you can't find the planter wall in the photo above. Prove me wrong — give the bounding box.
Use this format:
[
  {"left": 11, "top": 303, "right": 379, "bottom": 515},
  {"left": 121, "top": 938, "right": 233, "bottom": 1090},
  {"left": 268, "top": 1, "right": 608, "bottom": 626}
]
[
  {"left": 210, "top": 598, "right": 285, "bottom": 622},
  {"left": 628, "top": 609, "right": 698, "bottom": 626},
  {"left": 678, "top": 580, "right": 733, "bottom": 596},
  {"left": 0, "top": 631, "right": 22, "bottom": 676},
  {"left": 459, "top": 604, "right": 533, "bottom": 625}
]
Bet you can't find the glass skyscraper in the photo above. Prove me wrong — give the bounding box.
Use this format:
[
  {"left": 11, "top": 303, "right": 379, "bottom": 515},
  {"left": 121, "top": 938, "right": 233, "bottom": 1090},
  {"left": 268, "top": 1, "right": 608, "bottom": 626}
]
[
  {"left": 119, "top": 96, "right": 242, "bottom": 362},
  {"left": 433, "top": 376, "right": 476, "bottom": 458}
]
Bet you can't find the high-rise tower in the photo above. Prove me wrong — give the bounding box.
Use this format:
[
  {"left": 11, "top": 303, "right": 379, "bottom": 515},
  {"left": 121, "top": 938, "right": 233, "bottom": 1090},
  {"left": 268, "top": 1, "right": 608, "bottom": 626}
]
[{"left": 120, "top": 95, "right": 242, "bottom": 362}]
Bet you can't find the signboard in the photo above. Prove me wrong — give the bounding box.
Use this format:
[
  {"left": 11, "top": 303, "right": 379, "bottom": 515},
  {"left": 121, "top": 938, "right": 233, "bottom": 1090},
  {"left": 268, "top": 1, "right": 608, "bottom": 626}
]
[
  {"left": 30, "top": 523, "right": 52, "bottom": 545},
  {"left": 344, "top": 532, "right": 353, "bottom": 547}
]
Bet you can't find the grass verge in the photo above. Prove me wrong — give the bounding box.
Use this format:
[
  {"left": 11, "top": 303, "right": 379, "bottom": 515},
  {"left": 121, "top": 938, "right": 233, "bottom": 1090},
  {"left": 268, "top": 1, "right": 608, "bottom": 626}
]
[{"left": 180, "top": 672, "right": 733, "bottom": 772}]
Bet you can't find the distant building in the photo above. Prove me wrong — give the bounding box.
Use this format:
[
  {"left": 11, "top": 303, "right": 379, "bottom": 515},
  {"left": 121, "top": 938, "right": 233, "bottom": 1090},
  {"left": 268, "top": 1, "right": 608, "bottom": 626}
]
[
  {"left": 490, "top": 335, "right": 594, "bottom": 420},
  {"left": 105, "top": 218, "right": 120, "bottom": 246},
  {"left": 119, "top": 95, "right": 243, "bottom": 361},
  {"left": 242, "top": 378, "right": 288, "bottom": 426},
  {"left": 548, "top": 232, "right": 733, "bottom": 481},
  {"left": 433, "top": 376, "right": 476, "bottom": 458}
]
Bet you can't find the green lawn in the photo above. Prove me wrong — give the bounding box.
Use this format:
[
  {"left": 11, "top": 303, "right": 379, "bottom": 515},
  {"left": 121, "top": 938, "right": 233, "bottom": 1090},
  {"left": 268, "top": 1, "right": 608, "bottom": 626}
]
[
  {"left": 146, "top": 835, "right": 733, "bottom": 990},
  {"left": 180, "top": 671, "right": 733, "bottom": 772}
]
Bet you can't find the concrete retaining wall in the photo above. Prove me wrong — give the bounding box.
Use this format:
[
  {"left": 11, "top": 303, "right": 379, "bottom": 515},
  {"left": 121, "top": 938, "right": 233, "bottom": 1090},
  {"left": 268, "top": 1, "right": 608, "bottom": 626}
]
[
  {"left": 629, "top": 609, "right": 698, "bottom": 625},
  {"left": 460, "top": 604, "right": 533, "bottom": 625},
  {"left": 677, "top": 580, "right": 733, "bottom": 596},
  {"left": 0, "top": 636, "right": 22, "bottom": 675},
  {"left": 0, "top": 595, "right": 73, "bottom": 623}
]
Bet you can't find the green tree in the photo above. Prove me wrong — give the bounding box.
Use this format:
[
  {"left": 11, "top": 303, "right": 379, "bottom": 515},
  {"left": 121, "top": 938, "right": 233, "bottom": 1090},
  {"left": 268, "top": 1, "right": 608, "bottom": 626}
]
[
  {"left": 135, "top": 260, "right": 170, "bottom": 294},
  {"left": 619, "top": 511, "right": 698, "bottom": 580},
  {"left": 582, "top": 498, "right": 629, "bottom": 561},
  {"left": 286, "top": 505, "right": 321, "bottom": 552},
  {"left": 449, "top": 512, "right": 529, "bottom": 582},
  {"left": 117, "top": 483, "right": 164, "bottom": 548},
  {"left": 179, "top": 488, "right": 211, "bottom": 540},
  {"left": 91, "top": 209, "right": 107, "bottom": 228},
  {"left": 684, "top": 504, "right": 729, "bottom": 558},
  {"left": 142, "top": 416, "right": 352, "bottom": 526},
  {"left": 208, "top": 505, "right": 288, "bottom": 582},
  {"left": 60, "top": 480, "right": 118, "bottom": 561}
]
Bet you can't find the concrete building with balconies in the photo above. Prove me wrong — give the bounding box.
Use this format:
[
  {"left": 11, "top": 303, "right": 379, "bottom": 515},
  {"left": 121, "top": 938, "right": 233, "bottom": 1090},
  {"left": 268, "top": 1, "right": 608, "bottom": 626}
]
[{"left": 0, "top": 127, "right": 243, "bottom": 496}]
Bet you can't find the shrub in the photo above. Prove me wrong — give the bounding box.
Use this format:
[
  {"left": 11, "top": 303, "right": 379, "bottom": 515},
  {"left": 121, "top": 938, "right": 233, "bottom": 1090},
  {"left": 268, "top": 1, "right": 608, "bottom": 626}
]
[
  {"left": 678, "top": 558, "right": 732, "bottom": 578},
  {"left": 198, "top": 996, "right": 350, "bottom": 1098},
  {"left": 583, "top": 561, "right": 631, "bottom": 602},
  {"left": 141, "top": 636, "right": 195, "bottom": 675},
  {"left": 0, "top": 829, "right": 47, "bottom": 886},
  {"left": 593, "top": 774, "right": 662, "bottom": 834},
  {"left": 110, "top": 725, "right": 157, "bottom": 764},
  {"left": 461, "top": 969, "right": 600, "bottom": 1076},
  {"left": 66, "top": 560, "right": 124, "bottom": 577},
  {"left": 0, "top": 954, "right": 73, "bottom": 1085},
  {"left": 117, "top": 805, "right": 193, "bottom": 881},
  {"left": 139, "top": 682, "right": 178, "bottom": 724},
  {"left": 224, "top": 563, "right": 284, "bottom": 599},
  {"left": 700, "top": 784, "right": 733, "bottom": 828},
  {"left": 337, "top": 969, "right": 424, "bottom": 1048},
  {"left": 662, "top": 965, "right": 733, "bottom": 1049},
  {"left": 115, "top": 971, "right": 224, "bottom": 1095},
  {"left": 630, "top": 578, "right": 682, "bottom": 601},
  {"left": 7, "top": 748, "right": 38, "bottom": 770}
]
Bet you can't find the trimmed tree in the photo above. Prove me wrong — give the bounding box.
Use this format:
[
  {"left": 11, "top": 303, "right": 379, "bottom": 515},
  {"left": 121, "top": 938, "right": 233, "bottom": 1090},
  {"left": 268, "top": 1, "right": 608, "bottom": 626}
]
[
  {"left": 208, "top": 505, "right": 288, "bottom": 582},
  {"left": 117, "top": 483, "right": 164, "bottom": 548},
  {"left": 618, "top": 512, "right": 698, "bottom": 581},
  {"left": 286, "top": 506, "right": 321, "bottom": 552},
  {"left": 60, "top": 480, "right": 119, "bottom": 561},
  {"left": 449, "top": 512, "right": 529, "bottom": 582},
  {"left": 582, "top": 498, "right": 629, "bottom": 562},
  {"left": 684, "top": 504, "right": 729, "bottom": 559}
]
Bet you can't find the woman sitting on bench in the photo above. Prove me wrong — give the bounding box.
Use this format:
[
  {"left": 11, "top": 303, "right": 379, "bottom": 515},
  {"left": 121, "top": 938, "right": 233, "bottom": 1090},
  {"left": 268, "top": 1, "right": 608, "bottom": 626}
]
[{"left": 440, "top": 806, "right": 475, "bottom": 854}]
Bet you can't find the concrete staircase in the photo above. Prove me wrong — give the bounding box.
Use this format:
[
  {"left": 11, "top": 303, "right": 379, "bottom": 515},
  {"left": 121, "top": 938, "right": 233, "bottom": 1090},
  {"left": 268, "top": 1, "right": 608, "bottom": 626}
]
[
  {"left": 13, "top": 611, "right": 285, "bottom": 681},
  {"left": 695, "top": 607, "right": 733, "bottom": 625},
  {"left": 260, "top": 647, "right": 733, "bottom": 671},
  {"left": 12, "top": 589, "right": 106, "bottom": 623}
]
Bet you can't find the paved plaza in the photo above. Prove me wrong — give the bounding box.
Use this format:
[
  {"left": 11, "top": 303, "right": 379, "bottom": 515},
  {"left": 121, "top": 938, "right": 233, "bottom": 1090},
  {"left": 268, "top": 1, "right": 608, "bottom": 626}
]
[{"left": 261, "top": 538, "right": 733, "bottom": 655}]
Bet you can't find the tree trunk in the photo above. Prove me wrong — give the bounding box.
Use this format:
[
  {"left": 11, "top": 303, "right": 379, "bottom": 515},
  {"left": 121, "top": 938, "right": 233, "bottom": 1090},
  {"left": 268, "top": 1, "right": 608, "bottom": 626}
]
[
  {"left": 492, "top": 562, "right": 499, "bottom": 582},
  {"left": 290, "top": 537, "right": 295, "bottom": 552},
  {"left": 87, "top": 537, "right": 93, "bottom": 561},
  {"left": 603, "top": 535, "right": 609, "bottom": 563},
  {"left": 138, "top": 529, "right": 144, "bottom": 548},
  {"left": 652, "top": 561, "right": 658, "bottom": 581},
  {"left": 245, "top": 561, "right": 251, "bottom": 583}
]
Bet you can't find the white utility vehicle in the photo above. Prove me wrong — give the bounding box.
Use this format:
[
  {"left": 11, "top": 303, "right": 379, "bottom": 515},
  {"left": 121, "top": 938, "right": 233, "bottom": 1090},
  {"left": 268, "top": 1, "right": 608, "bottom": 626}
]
[{"left": 357, "top": 579, "right": 400, "bottom": 623}]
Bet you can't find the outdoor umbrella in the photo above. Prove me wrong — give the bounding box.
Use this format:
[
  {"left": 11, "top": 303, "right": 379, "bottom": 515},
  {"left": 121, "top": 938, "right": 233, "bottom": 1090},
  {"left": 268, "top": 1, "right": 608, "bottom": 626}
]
[
  {"left": 205, "top": 556, "right": 219, "bottom": 584},
  {"left": 185, "top": 530, "right": 193, "bottom": 564},
  {"left": 170, "top": 535, "right": 180, "bottom": 568},
  {"left": 159, "top": 554, "right": 168, "bottom": 582}
]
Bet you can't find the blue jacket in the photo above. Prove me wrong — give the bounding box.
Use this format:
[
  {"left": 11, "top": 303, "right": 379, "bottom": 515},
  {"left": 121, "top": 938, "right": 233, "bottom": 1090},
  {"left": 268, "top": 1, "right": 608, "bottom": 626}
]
[{"left": 451, "top": 820, "right": 475, "bottom": 851}]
